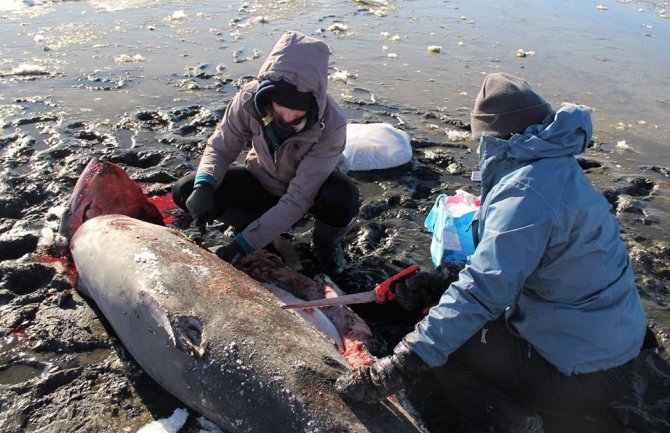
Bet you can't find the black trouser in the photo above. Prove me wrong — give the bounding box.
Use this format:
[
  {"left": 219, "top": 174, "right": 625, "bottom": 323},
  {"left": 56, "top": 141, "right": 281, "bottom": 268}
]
[
  {"left": 172, "top": 166, "right": 360, "bottom": 228},
  {"left": 433, "top": 317, "right": 644, "bottom": 433}
]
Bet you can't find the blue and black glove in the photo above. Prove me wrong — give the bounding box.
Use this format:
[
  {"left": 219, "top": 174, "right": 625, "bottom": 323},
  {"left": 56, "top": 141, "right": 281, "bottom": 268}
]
[
  {"left": 215, "top": 240, "right": 245, "bottom": 265},
  {"left": 185, "top": 183, "right": 216, "bottom": 230}
]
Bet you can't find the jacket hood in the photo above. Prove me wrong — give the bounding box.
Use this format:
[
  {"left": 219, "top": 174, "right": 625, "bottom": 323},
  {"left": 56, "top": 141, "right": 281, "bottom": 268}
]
[
  {"left": 257, "top": 31, "right": 330, "bottom": 119},
  {"left": 479, "top": 105, "right": 592, "bottom": 168}
]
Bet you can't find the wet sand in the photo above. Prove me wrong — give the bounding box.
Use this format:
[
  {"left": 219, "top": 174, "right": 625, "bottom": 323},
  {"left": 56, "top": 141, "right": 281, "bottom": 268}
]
[{"left": 1, "top": 1, "right": 669, "bottom": 432}]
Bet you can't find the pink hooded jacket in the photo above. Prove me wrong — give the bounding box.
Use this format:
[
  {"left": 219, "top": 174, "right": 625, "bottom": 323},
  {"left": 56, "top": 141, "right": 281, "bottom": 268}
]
[{"left": 195, "top": 31, "right": 348, "bottom": 251}]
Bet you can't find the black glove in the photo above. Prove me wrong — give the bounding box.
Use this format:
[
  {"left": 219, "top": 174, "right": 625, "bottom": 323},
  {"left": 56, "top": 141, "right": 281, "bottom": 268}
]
[
  {"left": 185, "top": 183, "right": 216, "bottom": 230},
  {"left": 336, "top": 340, "right": 429, "bottom": 403},
  {"left": 392, "top": 270, "right": 448, "bottom": 311},
  {"left": 215, "top": 240, "right": 245, "bottom": 265}
]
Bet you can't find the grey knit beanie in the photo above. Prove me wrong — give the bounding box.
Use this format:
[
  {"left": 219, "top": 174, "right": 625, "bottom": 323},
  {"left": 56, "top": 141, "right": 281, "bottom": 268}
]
[{"left": 470, "top": 73, "right": 553, "bottom": 140}]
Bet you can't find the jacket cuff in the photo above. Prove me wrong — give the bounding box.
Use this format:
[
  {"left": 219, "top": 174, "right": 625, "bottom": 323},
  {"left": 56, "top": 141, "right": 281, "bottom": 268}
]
[
  {"left": 194, "top": 173, "right": 217, "bottom": 188},
  {"left": 234, "top": 233, "right": 255, "bottom": 255}
]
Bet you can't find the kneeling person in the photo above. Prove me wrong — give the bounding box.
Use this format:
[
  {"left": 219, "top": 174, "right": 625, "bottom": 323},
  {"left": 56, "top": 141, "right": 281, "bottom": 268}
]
[
  {"left": 172, "top": 31, "right": 359, "bottom": 274},
  {"left": 337, "top": 73, "right": 650, "bottom": 433}
]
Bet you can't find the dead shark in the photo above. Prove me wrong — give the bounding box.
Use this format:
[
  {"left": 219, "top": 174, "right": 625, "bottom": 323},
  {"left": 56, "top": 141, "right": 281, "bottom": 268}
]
[{"left": 60, "top": 158, "right": 424, "bottom": 432}]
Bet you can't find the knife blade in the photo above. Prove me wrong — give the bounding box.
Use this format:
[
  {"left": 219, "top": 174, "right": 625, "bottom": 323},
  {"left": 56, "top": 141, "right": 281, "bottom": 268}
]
[{"left": 281, "top": 264, "right": 420, "bottom": 309}]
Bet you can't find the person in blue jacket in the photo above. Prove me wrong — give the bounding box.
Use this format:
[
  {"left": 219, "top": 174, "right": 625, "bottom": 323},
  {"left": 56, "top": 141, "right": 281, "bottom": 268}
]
[{"left": 336, "top": 73, "right": 650, "bottom": 433}]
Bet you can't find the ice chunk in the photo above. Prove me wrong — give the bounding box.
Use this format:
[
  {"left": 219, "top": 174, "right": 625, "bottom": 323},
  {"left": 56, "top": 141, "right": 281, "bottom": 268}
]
[
  {"left": 11, "top": 63, "right": 48, "bottom": 76},
  {"left": 137, "top": 408, "right": 189, "bottom": 433},
  {"left": 114, "top": 54, "right": 145, "bottom": 64}
]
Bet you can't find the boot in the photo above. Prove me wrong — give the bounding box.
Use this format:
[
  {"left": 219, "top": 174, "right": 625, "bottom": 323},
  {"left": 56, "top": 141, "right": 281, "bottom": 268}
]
[{"left": 311, "top": 219, "right": 354, "bottom": 275}]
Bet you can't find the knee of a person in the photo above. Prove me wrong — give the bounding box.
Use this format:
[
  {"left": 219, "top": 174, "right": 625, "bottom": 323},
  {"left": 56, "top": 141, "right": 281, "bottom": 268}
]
[
  {"left": 321, "top": 174, "right": 358, "bottom": 206},
  {"left": 171, "top": 184, "right": 185, "bottom": 208},
  {"left": 338, "top": 189, "right": 360, "bottom": 220},
  {"left": 171, "top": 175, "right": 195, "bottom": 209},
  {"left": 338, "top": 176, "right": 360, "bottom": 205}
]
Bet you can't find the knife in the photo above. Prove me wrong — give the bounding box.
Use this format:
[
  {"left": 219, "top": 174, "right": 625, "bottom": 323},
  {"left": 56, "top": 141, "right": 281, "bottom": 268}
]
[{"left": 281, "top": 264, "right": 421, "bottom": 309}]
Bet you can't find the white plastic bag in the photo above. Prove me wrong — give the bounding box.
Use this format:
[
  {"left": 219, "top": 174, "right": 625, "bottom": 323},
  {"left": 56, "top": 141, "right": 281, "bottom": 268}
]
[
  {"left": 344, "top": 123, "right": 412, "bottom": 171},
  {"left": 424, "top": 190, "right": 481, "bottom": 267}
]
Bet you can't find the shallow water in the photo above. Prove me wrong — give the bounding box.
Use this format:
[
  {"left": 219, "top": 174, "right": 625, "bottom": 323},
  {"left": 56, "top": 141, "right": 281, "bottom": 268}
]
[{"left": 1, "top": 0, "right": 669, "bottom": 164}]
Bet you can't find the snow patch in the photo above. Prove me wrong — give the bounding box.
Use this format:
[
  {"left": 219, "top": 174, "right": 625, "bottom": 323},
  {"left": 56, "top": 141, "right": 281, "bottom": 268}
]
[{"left": 137, "top": 408, "right": 188, "bottom": 433}]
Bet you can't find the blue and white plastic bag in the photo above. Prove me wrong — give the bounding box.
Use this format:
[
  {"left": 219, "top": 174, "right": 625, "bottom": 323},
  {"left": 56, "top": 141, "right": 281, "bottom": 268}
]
[{"left": 424, "top": 190, "right": 481, "bottom": 267}]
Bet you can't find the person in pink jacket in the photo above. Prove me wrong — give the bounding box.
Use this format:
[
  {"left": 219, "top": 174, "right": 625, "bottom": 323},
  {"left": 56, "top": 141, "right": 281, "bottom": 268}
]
[{"left": 172, "top": 31, "right": 359, "bottom": 274}]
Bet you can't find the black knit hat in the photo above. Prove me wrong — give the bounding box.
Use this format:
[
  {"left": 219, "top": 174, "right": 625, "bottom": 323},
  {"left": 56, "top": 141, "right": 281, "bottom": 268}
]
[
  {"left": 270, "top": 80, "right": 313, "bottom": 111},
  {"left": 471, "top": 73, "right": 553, "bottom": 140}
]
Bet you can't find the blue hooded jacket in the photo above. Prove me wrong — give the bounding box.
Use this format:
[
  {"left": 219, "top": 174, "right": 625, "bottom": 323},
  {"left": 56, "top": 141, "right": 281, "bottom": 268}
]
[{"left": 405, "top": 105, "right": 646, "bottom": 375}]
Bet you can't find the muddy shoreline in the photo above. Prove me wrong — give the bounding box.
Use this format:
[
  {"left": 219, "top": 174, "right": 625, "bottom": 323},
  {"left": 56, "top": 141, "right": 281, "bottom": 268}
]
[{"left": 1, "top": 89, "right": 669, "bottom": 432}]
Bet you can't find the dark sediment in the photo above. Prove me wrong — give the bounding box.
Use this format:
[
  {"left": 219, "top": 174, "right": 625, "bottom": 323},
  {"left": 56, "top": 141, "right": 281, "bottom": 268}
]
[{"left": 1, "top": 70, "right": 669, "bottom": 432}]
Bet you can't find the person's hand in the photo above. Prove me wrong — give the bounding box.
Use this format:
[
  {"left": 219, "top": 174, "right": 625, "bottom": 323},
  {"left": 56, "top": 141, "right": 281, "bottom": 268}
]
[
  {"left": 185, "top": 183, "right": 216, "bottom": 230},
  {"left": 391, "top": 271, "right": 447, "bottom": 312},
  {"left": 336, "top": 341, "right": 429, "bottom": 403},
  {"left": 214, "top": 240, "right": 245, "bottom": 265}
]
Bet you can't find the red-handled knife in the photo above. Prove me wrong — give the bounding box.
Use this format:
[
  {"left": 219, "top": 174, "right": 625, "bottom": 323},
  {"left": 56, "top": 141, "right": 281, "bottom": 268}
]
[{"left": 281, "top": 265, "right": 421, "bottom": 309}]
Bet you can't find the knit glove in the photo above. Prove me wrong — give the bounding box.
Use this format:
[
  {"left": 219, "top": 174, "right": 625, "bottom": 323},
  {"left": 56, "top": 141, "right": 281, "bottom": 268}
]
[
  {"left": 336, "top": 340, "right": 429, "bottom": 403},
  {"left": 185, "top": 183, "right": 216, "bottom": 230},
  {"left": 391, "top": 270, "right": 447, "bottom": 312}
]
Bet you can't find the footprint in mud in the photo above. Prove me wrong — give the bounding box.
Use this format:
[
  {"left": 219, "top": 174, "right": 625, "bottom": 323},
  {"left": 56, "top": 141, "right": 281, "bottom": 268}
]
[
  {"left": 576, "top": 157, "right": 603, "bottom": 171},
  {"left": 641, "top": 165, "right": 670, "bottom": 178},
  {"left": 416, "top": 147, "right": 458, "bottom": 168},
  {"left": 631, "top": 241, "right": 670, "bottom": 279},
  {"left": 603, "top": 177, "right": 656, "bottom": 210},
  {"left": 0, "top": 357, "right": 53, "bottom": 387},
  {"left": 118, "top": 109, "right": 172, "bottom": 131},
  {"left": 171, "top": 107, "right": 223, "bottom": 137},
  {"left": 615, "top": 195, "right": 645, "bottom": 215},
  {"left": 620, "top": 177, "right": 655, "bottom": 197},
  {"left": 0, "top": 233, "right": 39, "bottom": 262},
  {"left": 0, "top": 262, "right": 65, "bottom": 304},
  {"left": 351, "top": 221, "right": 389, "bottom": 255},
  {"left": 73, "top": 129, "right": 110, "bottom": 143},
  {"left": 359, "top": 199, "right": 394, "bottom": 220},
  {"left": 107, "top": 150, "right": 167, "bottom": 170}
]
